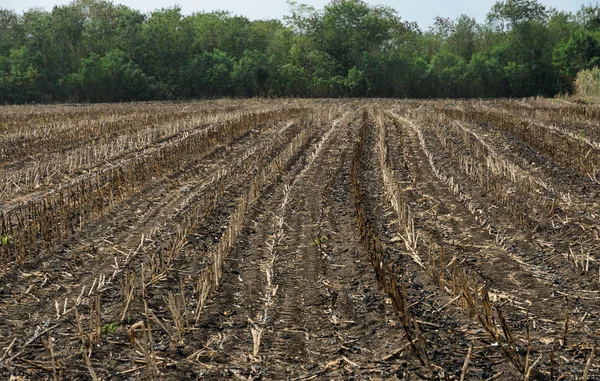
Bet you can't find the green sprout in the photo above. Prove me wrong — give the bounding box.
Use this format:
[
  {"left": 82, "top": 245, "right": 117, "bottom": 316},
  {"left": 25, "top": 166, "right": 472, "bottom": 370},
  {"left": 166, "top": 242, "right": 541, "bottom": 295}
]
[
  {"left": 102, "top": 322, "right": 119, "bottom": 334},
  {"left": 313, "top": 235, "right": 328, "bottom": 247}
]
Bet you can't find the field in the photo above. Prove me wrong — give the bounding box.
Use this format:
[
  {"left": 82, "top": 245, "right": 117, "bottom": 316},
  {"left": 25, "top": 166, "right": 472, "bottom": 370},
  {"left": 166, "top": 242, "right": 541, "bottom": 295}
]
[{"left": 0, "top": 98, "right": 600, "bottom": 380}]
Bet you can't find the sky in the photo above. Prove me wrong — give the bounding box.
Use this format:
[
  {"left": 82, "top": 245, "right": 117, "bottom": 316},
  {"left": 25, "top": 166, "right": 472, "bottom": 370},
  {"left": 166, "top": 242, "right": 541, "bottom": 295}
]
[{"left": 0, "top": 0, "right": 592, "bottom": 29}]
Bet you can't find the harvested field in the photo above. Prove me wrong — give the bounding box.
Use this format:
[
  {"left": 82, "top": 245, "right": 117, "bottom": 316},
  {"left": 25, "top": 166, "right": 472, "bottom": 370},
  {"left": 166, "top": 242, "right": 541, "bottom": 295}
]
[{"left": 0, "top": 99, "right": 599, "bottom": 380}]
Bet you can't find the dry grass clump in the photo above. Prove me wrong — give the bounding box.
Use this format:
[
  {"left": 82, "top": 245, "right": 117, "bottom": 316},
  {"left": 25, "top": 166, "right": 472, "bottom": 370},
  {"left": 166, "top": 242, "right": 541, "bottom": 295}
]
[{"left": 575, "top": 67, "right": 600, "bottom": 99}]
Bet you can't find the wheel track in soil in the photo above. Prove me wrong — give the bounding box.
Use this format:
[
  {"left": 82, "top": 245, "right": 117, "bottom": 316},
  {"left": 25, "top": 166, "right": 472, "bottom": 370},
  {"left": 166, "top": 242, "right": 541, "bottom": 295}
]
[{"left": 0, "top": 113, "right": 311, "bottom": 371}]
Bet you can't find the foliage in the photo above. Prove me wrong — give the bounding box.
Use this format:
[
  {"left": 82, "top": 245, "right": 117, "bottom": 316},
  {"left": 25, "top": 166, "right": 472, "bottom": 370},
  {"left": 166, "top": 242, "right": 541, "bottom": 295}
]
[
  {"left": 102, "top": 322, "right": 119, "bottom": 334},
  {"left": 65, "top": 49, "right": 154, "bottom": 102},
  {"left": 231, "top": 50, "right": 272, "bottom": 97},
  {"left": 179, "top": 49, "right": 234, "bottom": 97},
  {"left": 0, "top": 0, "right": 596, "bottom": 102},
  {"left": 553, "top": 31, "right": 600, "bottom": 93},
  {"left": 487, "top": 0, "right": 548, "bottom": 29}
]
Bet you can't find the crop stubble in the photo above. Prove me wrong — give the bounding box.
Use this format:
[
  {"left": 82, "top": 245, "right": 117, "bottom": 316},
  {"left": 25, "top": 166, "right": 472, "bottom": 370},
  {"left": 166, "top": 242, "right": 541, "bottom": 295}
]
[{"left": 0, "top": 99, "right": 599, "bottom": 380}]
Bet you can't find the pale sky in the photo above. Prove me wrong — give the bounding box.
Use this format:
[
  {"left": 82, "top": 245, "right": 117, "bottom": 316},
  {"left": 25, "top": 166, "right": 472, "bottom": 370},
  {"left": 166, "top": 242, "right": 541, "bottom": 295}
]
[{"left": 0, "top": 0, "right": 593, "bottom": 29}]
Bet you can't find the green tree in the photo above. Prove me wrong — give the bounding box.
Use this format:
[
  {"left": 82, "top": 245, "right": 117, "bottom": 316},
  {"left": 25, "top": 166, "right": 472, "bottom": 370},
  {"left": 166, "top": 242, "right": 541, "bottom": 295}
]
[
  {"left": 316, "top": 0, "right": 400, "bottom": 74},
  {"left": 140, "top": 7, "right": 193, "bottom": 97},
  {"left": 427, "top": 51, "right": 468, "bottom": 97},
  {"left": 447, "top": 15, "right": 479, "bottom": 62},
  {"left": 49, "top": 4, "right": 85, "bottom": 74},
  {"left": 487, "top": 0, "right": 548, "bottom": 30},
  {"left": 467, "top": 51, "right": 506, "bottom": 97},
  {"left": 75, "top": 0, "right": 146, "bottom": 61},
  {"left": 576, "top": 4, "right": 600, "bottom": 31},
  {"left": 231, "top": 50, "right": 272, "bottom": 97},
  {"left": 274, "top": 63, "right": 309, "bottom": 96},
  {"left": 553, "top": 31, "right": 600, "bottom": 93},
  {"left": 180, "top": 49, "right": 233, "bottom": 97},
  {"left": 66, "top": 49, "right": 153, "bottom": 102},
  {"left": 486, "top": 0, "right": 557, "bottom": 95},
  {"left": 0, "top": 10, "right": 24, "bottom": 56},
  {"left": 345, "top": 66, "right": 368, "bottom": 96},
  {"left": 0, "top": 0, "right": 596, "bottom": 101},
  {"left": 0, "top": 46, "right": 42, "bottom": 103},
  {"left": 187, "top": 12, "right": 252, "bottom": 59}
]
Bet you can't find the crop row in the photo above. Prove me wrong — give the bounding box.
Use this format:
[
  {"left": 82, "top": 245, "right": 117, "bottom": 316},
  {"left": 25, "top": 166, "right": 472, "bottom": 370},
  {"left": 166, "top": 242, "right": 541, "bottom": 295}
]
[
  {"left": 478, "top": 101, "right": 600, "bottom": 151},
  {"left": 423, "top": 107, "right": 600, "bottom": 278},
  {"left": 7, "top": 109, "right": 331, "bottom": 375},
  {"left": 76, "top": 112, "right": 327, "bottom": 378},
  {"left": 0, "top": 108, "right": 285, "bottom": 201},
  {"left": 0, "top": 107, "right": 306, "bottom": 268},
  {"left": 0, "top": 109, "right": 330, "bottom": 379},
  {"left": 375, "top": 110, "right": 541, "bottom": 376},
  {"left": 0, "top": 101, "right": 280, "bottom": 172},
  {"left": 415, "top": 111, "right": 556, "bottom": 228},
  {"left": 439, "top": 107, "right": 600, "bottom": 179},
  {"left": 192, "top": 112, "right": 329, "bottom": 317},
  {"left": 0, "top": 102, "right": 237, "bottom": 161},
  {"left": 351, "top": 110, "right": 432, "bottom": 371},
  {"left": 497, "top": 99, "right": 600, "bottom": 128}
]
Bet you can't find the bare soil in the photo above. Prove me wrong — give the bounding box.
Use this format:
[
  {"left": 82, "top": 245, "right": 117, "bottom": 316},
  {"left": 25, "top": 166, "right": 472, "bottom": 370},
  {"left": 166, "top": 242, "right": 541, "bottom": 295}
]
[{"left": 0, "top": 99, "right": 599, "bottom": 380}]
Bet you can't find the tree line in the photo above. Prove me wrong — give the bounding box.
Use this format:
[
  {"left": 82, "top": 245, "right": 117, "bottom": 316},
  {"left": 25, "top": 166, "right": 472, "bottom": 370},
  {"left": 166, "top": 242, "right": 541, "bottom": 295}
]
[{"left": 0, "top": 0, "right": 599, "bottom": 103}]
